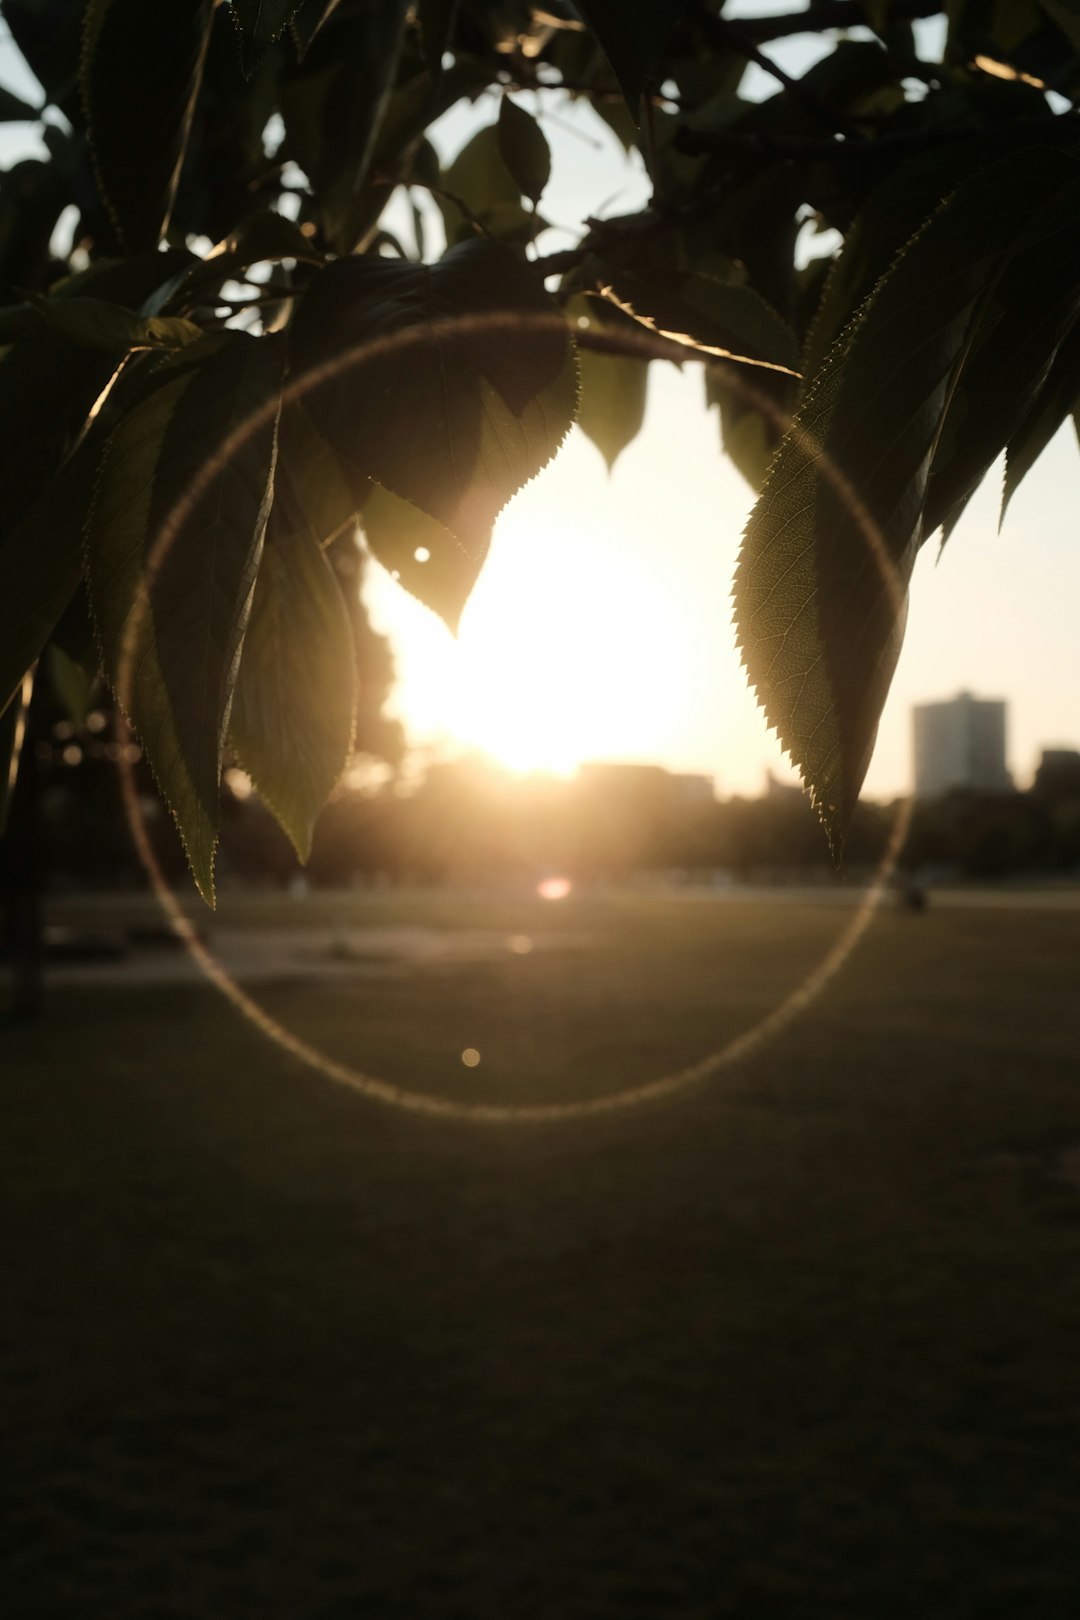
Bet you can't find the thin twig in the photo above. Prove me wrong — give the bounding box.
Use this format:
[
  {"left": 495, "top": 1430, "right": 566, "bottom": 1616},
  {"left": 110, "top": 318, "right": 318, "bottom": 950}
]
[
  {"left": 672, "top": 120, "right": 985, "bottom": 160},
  {"left": 734, "top": 0, "right": 942, "bottom": 46},
  {"left": 710, "top": 13, "right": 853, "bottom": 133}
]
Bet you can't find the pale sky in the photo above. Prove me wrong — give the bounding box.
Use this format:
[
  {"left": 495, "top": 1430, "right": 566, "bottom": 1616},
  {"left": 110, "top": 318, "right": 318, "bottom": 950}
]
[{"left": 2, "top": 9, "right": 1077, "bottom": 799}]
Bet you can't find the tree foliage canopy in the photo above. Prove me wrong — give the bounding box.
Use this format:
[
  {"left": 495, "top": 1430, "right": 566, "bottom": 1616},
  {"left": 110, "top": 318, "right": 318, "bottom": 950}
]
[{"left": 1, "top": 0, "right": 1079, "bottom": 895}]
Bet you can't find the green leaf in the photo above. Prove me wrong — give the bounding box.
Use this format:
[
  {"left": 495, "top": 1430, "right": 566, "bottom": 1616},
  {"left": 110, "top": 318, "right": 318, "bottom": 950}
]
[
  {"left": 81, "top": 0, "right": 216, "bottom": 251},
  {"left": 801, "top": 123, "right": 1076, "bottom": 387},
  {"left": 229, "top": 462, "right": 356, "bottom": 862},
  {"left": 0, "top": 294, "right": 202, "bottom": 352},
  {"left": 735, "top": 148, "right": 1072, "bottom": 852},
  {"left": 925, "top": 156, "right": 1080, "bottom": 536},
  {"left": 360, "top": 481, "right": 481, "bottom": 634},
  {"left": 571, "top": 298, "right": 648, "bottom": 472},
  {"left": 276, "top": 401, "right": 361, "bottom": 551},
  {"left": 591, "top": 93, "right": 639, "bottom": 154},
  {"left": 280, "top": 0, "right": 410, "bottom": 254},
  {"left": 86, "top": 334, "right": 284, "bottom": 903},
  {"left": 497, "top": 96, "right": 551, "bottom": 207},
  {"left": 290, "top": 238, "right": 578, "bottom": 556},
  {"left": 335, "top": 59, "right": 491, "bottom": 253},
  {"left": 1002, "top": 321, "right": 1080, "bottom": 518},
  {"left": 708, "top": 374, "right": 780, "bottom": 494},
  {"left": 50, "top": 585, "right": 101, "bottom": 679},
  {"left": 439, "top": 120, "right": 541, "bottom": 246},
  {"left": 51, "top": 249, "right": 200, "bottom": 312},
  {"left": 571, "top": 0, "right": 687, "bottom": 118},
  {"left": 45, "top": 643, "right": 94, "bottom": 728},
  {"left": 593, "top": 263, "right": 800, "bottom": 373}
]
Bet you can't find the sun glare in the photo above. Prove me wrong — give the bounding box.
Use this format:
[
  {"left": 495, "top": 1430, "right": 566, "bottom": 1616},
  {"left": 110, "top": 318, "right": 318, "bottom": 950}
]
[{"left": 360, "top": 381, "right": 786, "bottom": 789}]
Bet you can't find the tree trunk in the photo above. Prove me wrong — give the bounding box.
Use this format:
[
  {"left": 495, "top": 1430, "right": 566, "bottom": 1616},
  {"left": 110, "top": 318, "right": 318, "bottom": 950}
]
[{"left": 2, "top": 700, "right": 44, "bottom": 1021}]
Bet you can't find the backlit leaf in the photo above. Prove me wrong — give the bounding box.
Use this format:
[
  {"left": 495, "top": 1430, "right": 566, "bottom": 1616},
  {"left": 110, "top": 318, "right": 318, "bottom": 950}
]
[
  {"left": 360, "top": 481, "right": 481, "bottom": 634},
  {"left": 0, "top": 294, "right": 202, "bottom": 352},
  {"left": 735, "top": 148, "right": 1072, "bottom": 851},
  {"left": 925, "top": 156, "right": 1080, "bottom": 535},
  {"left": 707, "top": 371, "right": 781, "bottom": 494},
  {"left": 594, "top": 264, "right": 800, "bottom": 374},
  {"left": 801, "top": 122, "right": 1074, "bottom": 386},
  {"left": 87, "top": 334, "right": 284, "bottom": 902},
  {"left": 290, "top": 238, "right": 578, "bottom": 557},
  {"left": 571, "top": 298, "right": 648, "bottom": 472},
  {"left": 229, "top": 459, "right": 356, "bottom": 861},
  {"left": 439, "top": 119, "right": 538, "bottom": 245},
  {"left": 276, "top": 401, "right": 360, "bottom": 550}
]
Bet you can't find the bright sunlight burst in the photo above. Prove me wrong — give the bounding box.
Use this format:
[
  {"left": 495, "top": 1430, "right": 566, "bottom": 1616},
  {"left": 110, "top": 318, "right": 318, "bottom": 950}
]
[{"left": 362, "top": 380, "right": 795, "bottom": 793}]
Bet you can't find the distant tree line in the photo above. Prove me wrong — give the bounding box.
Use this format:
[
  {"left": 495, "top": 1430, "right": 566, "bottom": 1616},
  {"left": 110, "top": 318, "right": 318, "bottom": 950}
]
[{"left": 18, "top": 748, "right": 1080, "bottom": 894}]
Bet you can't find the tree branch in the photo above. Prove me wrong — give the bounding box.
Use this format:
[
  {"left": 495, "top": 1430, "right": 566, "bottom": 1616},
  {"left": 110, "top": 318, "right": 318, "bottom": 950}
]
[
  {"left": 735, "top": 1, "right": 942, "bottom": 46},
  {"left": 706, "top": 12, "right": 853, "bottom": 132}
]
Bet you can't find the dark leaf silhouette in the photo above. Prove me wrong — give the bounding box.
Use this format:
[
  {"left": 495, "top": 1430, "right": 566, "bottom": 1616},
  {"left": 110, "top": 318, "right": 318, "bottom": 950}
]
[
  {"left": 572, "top": 0, "right": 688, "bottom": 116},
  {"left": 81, "top": 0, "right": 216, "bottom": 250},
  {"left": 1003, "top": 322, "right": 1080, "bottom": 518},
  {"left": 497, "top": 96, "right": 551, "bottom": 206},
  {"left": 280, "top": 0, "right": 410, "bottom": 253}
]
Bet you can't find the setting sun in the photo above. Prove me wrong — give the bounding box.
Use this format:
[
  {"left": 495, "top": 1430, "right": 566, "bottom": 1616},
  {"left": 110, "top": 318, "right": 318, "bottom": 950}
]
[{"left": 361, "top": 377, "right": 788, "bottom": 792}]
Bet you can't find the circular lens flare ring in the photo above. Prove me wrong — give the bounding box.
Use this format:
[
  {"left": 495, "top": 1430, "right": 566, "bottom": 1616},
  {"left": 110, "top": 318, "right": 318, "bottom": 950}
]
[{"left": 112, "top": 309, "right": 912, "bottom": 1127}]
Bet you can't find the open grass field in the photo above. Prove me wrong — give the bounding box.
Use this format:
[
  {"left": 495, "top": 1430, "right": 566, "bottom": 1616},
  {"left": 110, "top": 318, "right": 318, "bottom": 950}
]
[{"left": 4, "top": 888, "right": 1080, "bottom": 1617}]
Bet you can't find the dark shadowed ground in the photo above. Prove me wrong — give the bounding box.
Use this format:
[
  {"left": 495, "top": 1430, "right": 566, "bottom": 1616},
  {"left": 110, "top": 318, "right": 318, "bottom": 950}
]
[{"left": 4, "top": 890, "right": 1080, "bottom": 1617}]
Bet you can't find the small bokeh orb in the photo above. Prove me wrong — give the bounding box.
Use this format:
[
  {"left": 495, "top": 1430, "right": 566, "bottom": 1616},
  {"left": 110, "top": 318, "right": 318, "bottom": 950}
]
[{"left": 461, "top": 1048, "right": 481, "bottom": 1068}]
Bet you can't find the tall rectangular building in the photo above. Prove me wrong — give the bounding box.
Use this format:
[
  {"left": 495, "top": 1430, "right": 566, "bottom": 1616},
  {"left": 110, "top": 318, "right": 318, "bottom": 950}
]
[{"left": 913, "top": 692, "right": 1011, "bottom": 797}]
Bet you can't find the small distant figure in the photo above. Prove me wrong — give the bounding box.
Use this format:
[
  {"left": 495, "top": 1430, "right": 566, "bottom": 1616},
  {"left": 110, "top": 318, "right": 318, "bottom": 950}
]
[{"left": 898, "top": 875, "right": 928, "bottom": 913}]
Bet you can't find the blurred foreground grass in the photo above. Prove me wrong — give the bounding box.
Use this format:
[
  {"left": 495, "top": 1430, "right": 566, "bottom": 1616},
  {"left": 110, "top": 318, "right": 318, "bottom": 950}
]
[{"left": 4, "top": 893, "right": 1080, "bottom": 1617}]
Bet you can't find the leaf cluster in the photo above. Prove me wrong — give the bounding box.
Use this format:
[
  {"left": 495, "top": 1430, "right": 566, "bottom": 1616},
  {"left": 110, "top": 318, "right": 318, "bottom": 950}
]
[{"left": 2, "top": 0, "right": 1080, "bottom": 884}]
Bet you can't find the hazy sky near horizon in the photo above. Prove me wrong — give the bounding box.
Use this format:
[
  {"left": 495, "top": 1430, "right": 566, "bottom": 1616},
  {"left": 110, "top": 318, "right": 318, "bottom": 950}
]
[{"left": 1, "top": 7, "right": 1077, "bottom": 798}]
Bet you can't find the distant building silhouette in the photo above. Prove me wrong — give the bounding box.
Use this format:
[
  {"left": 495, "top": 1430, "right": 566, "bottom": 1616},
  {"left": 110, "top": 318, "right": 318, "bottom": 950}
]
[
  {"left": 578, "top": 763, "right": 714, "bottom": 805},
  {"left": 764, "top": 769, "right": 802, "bottom": 802},
  {"left": 1032, "top": 748, "right": 1080, "bottom": 802},
  {"left": 913, "top": 692, "right": 1012, "bottom": 797}
]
